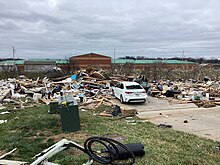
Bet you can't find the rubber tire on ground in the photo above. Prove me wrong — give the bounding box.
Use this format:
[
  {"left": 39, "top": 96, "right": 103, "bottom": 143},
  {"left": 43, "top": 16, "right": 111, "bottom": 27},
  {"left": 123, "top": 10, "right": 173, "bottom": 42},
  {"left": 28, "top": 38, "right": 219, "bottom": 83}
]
[{"left": 120, "top": 95, "right": 124, "bottom": 103}]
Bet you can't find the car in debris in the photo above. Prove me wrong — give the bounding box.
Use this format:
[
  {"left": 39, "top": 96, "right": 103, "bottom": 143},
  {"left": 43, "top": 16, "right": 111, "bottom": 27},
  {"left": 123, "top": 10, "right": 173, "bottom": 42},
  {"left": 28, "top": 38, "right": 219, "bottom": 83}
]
[{"left": 112, "top": 81, "right": 147, "bottom": 103}]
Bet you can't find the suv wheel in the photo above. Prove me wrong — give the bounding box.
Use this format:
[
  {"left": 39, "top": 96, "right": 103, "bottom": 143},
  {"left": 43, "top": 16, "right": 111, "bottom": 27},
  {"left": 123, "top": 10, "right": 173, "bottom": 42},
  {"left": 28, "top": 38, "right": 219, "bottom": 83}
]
[
  {"left": 112, "top": 89, "right": 115, "bottom": 96},
  {"left": 120, "top": 95, "right": 124, "bottom": 103}
]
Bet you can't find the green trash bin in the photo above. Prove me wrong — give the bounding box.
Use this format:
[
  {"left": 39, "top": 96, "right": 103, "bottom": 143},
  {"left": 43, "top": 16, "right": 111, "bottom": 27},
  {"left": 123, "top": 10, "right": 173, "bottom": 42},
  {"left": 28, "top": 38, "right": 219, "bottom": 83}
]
[
  {"left": 58, "top": 95, "right": 80, "bottom": 132},
  {"left": 49, "top": 100, "right": 59, "bottom": 114}
]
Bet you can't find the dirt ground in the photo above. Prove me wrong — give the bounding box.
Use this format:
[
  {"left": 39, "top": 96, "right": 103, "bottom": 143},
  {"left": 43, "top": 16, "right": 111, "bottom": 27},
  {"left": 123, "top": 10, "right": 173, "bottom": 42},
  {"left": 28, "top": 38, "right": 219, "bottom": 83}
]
[{"left": 112, "top": 96, "right": 220, "bottom": 142}]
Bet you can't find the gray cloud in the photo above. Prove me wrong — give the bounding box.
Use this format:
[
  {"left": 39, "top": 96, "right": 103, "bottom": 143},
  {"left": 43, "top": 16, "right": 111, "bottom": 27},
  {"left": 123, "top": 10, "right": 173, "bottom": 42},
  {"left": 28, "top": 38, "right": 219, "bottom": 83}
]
[{"left": 0, "top": 0, "right": 220, "bottom": 59}]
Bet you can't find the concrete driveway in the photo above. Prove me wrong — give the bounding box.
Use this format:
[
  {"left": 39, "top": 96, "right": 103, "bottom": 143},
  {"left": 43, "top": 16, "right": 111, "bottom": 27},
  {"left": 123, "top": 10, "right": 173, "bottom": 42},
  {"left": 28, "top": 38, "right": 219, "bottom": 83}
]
[{"left": 111, "top": 96, "right": 220, "bottom": 141}]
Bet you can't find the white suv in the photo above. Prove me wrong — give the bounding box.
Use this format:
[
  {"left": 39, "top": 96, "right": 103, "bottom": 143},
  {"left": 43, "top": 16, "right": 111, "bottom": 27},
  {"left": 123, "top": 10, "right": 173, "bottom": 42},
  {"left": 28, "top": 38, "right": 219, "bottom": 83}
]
[{"left": 112, "top": 81, "right": 147, "bottom": 103}]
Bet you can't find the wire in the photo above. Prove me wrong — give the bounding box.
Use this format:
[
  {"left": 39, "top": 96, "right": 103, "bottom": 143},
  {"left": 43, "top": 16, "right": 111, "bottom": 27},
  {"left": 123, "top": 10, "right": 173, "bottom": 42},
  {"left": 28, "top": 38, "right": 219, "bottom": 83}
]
[{"left": 84, "top": 136, "right": 135, "bottom": 165}]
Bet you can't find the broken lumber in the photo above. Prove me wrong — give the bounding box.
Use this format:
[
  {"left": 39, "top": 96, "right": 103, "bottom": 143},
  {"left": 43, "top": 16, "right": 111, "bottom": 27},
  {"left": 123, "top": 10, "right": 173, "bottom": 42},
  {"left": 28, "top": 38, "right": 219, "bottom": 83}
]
[
  {"left": 35, "top": 77, "right": 40, "bottom": 85},
  {"left": 95, "top": 98, "right": 104, "bottom": 108},
  {"left": 121, "top": 108, "right": 137, "bottom": 117},
  {"left": 0, "top": 89, "right": 11, "bottom": 102},
  {"left": 0, "top": 148, "right": 17, "bottom": 159},
  {"left": 90, "top": 71, "right": 106, "bottom": 79},
  {"left": 0, "top": 159, "right": 28, "bottom": 165}
]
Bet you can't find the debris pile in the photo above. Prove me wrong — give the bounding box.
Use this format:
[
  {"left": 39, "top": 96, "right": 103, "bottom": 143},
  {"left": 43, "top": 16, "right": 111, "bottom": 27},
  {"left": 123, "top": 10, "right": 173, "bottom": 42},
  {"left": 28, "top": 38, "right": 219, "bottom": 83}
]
[
  {"left": 147, "top": 78, "right": 220, "bottom": 108},
  {"left": 1, "top": 71, "right": 220, "bottom": 116},
  {"left": 0, "top": 70, "right": 127, "bottom": 118}
]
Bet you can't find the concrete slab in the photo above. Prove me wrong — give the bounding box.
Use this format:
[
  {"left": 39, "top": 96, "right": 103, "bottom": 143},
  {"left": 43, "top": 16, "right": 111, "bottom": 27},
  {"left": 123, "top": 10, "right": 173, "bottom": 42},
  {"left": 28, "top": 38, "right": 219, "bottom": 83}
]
[
  {"left": 146, "top": 108, "right": 220, "bottom": 141},
  {"left": 111, "top": 96, "right": 220, "bottom": 141}
]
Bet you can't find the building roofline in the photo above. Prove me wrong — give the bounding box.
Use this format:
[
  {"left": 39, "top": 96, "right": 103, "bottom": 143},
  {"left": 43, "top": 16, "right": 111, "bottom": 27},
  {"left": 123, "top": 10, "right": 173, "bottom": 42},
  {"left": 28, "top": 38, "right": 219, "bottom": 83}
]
[
  {"left": 70, "top": 52, "right": 111, "bottom": 59},
  {"left": 112, "top": 59, "right": 196, "bottom": 64}
]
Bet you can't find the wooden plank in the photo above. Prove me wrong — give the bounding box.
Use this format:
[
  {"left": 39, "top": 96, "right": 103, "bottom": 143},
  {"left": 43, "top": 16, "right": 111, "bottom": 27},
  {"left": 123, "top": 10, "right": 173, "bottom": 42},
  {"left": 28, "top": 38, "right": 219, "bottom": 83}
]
[
  {"left": 0, "top": 159, "right": 28, "bottom": 165},
  {"left": 35, "top": 77, "right": 40, "bottom": 85},
  {"left": 95, "top": 98, "right": 104, "bottom": 108},
  {"left": 0, "top": 148, "right": 17, "bottom": 159},
  {"left": 0, "top": 89, "right": 11, "bottom": 102}
]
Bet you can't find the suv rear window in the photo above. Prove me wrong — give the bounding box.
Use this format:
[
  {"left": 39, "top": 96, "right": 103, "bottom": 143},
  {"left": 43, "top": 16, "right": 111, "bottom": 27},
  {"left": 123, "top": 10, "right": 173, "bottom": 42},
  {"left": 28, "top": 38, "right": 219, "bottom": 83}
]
[{"left": 126, "top": 85, "right": 142, "bottom": 89}]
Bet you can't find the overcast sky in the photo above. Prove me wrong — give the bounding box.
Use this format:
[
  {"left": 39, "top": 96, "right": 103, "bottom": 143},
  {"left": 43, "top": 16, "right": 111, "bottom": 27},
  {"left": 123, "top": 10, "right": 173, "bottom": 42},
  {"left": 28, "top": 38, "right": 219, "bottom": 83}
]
[{"left": 0, "top": 0, "right": 220, "bottom": 59}]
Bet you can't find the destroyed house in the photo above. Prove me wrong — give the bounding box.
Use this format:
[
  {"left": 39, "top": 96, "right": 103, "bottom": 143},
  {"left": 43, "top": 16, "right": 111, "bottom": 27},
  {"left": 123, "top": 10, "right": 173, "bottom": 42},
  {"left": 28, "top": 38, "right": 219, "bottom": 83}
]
[
  {"left": 0, "top": 59, "right": 69, "bottom": 73},
  {"left": 0, "top": 60, "right": 24, "bottom": 72},
  {"left": 54, "top": 59, "right": 70, "bottom": 73},
  {"left": 24, "top": 60, "right": 56, "bottom": 72},
  {"left": 23, "top": 59, "right": 70, "bottom": 73},
  {"left": 69, "top": 53, "right": 111, "bottom": 70},
  {"left": 112, "top": 59, "right": 197, "bottom": 70}
]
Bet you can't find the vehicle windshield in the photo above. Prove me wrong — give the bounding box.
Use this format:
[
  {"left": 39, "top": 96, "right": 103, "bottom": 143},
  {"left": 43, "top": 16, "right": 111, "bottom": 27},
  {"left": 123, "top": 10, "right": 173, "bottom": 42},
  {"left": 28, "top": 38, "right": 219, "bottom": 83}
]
[{"left": 126, "top": 85, "right": 142, "bottom": 90}]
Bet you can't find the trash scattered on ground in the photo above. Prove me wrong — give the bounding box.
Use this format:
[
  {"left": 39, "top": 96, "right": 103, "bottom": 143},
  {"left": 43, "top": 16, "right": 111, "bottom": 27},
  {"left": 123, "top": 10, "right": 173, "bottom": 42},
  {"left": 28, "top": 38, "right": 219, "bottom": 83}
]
[
  {"left": 157, "top": 124, "right": 173, "bottom": 128},
  {"left": 0, "top": 70, "right": 220, "bottom": 125},
  {"left": 125, "top": 120, "right": 138, "bottom": 125},
  {"left": 159, "top": 113, "right": 169, "bottom": 118},
  {"left": 0, "top": 111, "right": 10, "bottom": 115},
  {"left": 125, "top": 119, "right": 147, "bottom": 125},
  {"left": 0, "top": 120, "right": 7, "bottom": 124},
  {"left": 0, "top": 69, "right": 220, "bottom": 164},
  {"left": 112, "top": 105, "right": 121, "bottom": 116},
  {"left": 184, "top": 120, "right": 189, "bottom": 123}
]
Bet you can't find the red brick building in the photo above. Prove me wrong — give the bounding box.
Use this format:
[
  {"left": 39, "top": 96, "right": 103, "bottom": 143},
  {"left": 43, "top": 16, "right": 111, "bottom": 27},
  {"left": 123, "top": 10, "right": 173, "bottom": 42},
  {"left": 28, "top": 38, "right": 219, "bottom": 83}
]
[{"left": 69, "top": 53, "right": 111, "bottom": 70}]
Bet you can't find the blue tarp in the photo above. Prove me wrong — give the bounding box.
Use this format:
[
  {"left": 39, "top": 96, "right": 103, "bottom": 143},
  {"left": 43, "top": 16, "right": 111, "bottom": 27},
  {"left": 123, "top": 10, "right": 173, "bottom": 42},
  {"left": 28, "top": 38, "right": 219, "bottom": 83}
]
[{"left": 71, "top": 74, "right": 77, "bottom": 80}]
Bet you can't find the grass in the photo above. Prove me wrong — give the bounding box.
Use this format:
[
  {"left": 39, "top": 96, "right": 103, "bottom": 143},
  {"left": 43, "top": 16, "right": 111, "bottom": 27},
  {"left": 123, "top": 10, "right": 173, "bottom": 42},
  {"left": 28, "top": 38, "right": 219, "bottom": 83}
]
[{"left": 0, "top": 104, "right": 219, "bottom": 165}]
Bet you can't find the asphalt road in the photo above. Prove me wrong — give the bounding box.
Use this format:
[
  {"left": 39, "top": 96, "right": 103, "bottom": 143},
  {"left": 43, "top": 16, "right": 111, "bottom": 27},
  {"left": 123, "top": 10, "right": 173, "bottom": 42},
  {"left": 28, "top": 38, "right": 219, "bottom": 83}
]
[{"left": 111, "top": 96, "right": 220, "bottom": 141}]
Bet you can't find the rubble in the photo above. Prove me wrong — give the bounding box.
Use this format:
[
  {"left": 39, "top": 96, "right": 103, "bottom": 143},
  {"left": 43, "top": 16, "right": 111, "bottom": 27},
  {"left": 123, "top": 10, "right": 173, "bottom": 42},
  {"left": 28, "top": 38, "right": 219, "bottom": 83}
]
[
  {"left": 0, "top": 70, "right": 220, "bottom": 120},
  {"left": 146, "top": 78, "right": 220, "bottom": 108}
]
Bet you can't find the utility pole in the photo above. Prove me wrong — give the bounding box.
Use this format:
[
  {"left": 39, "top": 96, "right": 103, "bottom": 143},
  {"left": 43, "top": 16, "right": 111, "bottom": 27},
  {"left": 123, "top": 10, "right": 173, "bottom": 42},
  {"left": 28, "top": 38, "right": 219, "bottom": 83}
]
[
  {"left": 12, "top": 46, "right": 16, "bottom": 65},
  {"left": 114, "top": 48, "right": 115, "bottom": 63},
  {"left": 182, "top": 50, "right": 187, "bottom": 80},
  {"left": 112, "top": 48, "right": 116, "bottom": 75},
  {"left": 181, "top": 50, "right": 184, "bottom": 61}
]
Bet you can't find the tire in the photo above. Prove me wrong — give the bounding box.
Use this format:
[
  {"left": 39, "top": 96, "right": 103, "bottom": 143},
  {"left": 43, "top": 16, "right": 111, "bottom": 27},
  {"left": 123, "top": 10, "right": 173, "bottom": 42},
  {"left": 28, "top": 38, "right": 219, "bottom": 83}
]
[
  {"left": 120, "top": 95, "right": 124, "bottom": 103},
  {"left": 112, "top": 89, "right": 115, "bottom": 96}
]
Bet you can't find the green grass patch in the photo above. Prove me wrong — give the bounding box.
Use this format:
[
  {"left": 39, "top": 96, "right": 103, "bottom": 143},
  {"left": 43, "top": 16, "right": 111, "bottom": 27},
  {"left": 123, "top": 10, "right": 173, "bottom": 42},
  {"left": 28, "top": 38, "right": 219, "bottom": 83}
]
[{"left": 0, "top": 105, "right": 219, "bottom": 164}]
